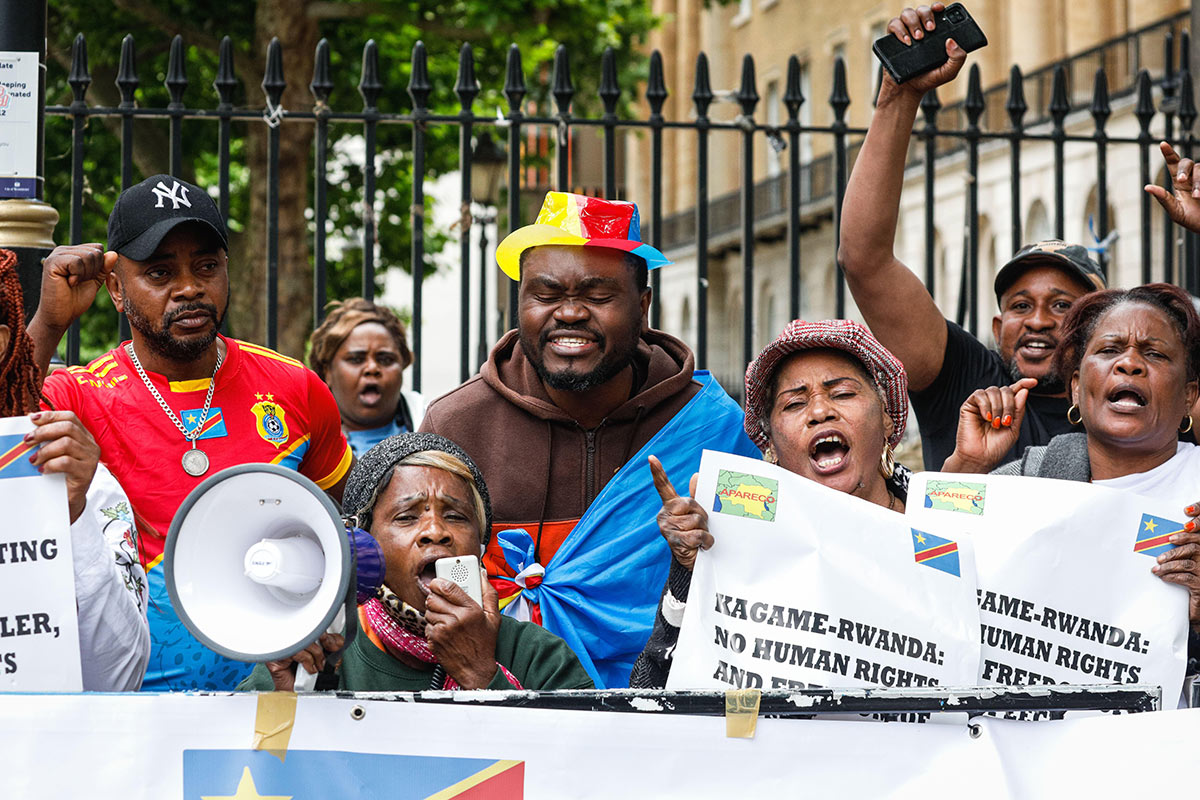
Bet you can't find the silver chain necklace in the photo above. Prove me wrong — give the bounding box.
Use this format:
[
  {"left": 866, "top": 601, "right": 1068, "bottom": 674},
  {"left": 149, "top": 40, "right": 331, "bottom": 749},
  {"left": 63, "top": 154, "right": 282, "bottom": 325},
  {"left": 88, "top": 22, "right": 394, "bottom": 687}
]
[{"left": 126, "top": 342, "right": 223, "bottom": 477}]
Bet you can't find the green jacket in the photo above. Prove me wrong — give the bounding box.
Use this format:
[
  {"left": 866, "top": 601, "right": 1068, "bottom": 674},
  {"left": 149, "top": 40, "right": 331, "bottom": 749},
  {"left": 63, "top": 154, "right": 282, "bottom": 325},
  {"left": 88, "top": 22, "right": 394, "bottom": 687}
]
[{"left": 239, "top": 615, "right": 594, "bottom": 692}]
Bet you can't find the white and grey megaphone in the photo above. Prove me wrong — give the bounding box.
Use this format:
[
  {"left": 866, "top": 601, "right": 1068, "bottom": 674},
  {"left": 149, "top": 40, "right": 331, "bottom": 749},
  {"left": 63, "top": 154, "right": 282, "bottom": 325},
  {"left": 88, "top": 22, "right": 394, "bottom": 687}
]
[{"left": 164, "top": 463, "right": 386, "bottom": 690}]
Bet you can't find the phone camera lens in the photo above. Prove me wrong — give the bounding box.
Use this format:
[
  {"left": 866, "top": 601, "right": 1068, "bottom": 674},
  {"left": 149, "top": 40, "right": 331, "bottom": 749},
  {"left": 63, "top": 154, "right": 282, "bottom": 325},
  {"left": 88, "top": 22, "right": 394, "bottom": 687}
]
[{"left": 946, "top": 8, "right": 964, "bottom": 22}]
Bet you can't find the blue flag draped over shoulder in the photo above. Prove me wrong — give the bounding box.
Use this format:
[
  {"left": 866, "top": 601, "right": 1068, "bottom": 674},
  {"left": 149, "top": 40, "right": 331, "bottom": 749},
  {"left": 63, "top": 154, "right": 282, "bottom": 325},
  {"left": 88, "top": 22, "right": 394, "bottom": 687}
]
[{"left": 503, "top": 370, "right": 759, "bottom": 688}]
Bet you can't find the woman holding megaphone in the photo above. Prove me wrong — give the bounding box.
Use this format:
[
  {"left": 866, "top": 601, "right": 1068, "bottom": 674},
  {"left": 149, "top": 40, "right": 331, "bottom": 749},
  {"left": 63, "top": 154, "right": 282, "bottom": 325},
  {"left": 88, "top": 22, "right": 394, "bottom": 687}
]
[{"left": 240, "top": 433, "right": 593, "bottom": 691}]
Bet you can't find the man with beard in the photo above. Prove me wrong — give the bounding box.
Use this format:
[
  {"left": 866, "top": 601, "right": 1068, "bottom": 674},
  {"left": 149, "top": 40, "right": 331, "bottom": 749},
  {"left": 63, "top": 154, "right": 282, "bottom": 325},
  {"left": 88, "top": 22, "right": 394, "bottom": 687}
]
[
  {"left": 28, "top": 175, "right": 352, "bottom": 690},
  {"left": 419, "top": 192, "right": 757, "bottom": 687},
  {"left": 836, "top": 8, "right": 1105, "bottom": 470}
]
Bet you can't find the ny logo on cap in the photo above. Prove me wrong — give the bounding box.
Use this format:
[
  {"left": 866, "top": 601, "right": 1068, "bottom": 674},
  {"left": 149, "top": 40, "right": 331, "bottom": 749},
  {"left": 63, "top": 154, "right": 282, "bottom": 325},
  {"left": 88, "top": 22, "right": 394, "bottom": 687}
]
[{"left": 151, "top": 180, "right": 191, "bottom": 210}]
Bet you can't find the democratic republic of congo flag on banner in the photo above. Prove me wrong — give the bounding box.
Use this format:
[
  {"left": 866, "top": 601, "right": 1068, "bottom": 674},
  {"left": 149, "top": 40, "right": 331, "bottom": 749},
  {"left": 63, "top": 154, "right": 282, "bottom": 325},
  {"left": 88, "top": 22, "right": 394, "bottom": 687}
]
[
  {"left": 911, "top": 528, "right": 961, "bottom": 577},
  {"left": 492, "top": 370, "right": 760, "bottom": 688},
  {"left": 0, "top": 433, "right": 39, "bottom": 479},
  {"left": 1134, "top": 512, "right": 1186, "bottom": 558},
  {"left": 183, "top": 749, "right": 523, "bottom": 799}
]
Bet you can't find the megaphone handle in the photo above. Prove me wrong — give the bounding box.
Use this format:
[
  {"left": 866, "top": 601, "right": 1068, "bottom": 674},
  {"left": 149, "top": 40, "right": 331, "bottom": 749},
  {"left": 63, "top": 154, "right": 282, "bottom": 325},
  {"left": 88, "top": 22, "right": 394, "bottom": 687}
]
[{"left": 293, "top": 606, "right": 347, "bottom": 693}]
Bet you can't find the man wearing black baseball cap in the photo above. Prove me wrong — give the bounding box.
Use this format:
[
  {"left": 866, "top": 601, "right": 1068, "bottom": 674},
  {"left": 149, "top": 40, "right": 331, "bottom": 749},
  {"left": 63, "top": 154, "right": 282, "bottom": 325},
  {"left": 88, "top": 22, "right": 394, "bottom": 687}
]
[
  {"left": 28, "top": 174, "right": 354, "bottom": 692},
  {"left": 837, "top": 9, "right": 1106, "bottom": 470}
]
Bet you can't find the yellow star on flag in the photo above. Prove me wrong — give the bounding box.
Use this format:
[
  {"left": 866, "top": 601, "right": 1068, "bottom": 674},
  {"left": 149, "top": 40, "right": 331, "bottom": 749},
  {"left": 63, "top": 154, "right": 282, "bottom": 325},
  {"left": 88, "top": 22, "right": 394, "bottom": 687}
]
[
  {"left": 1144, "top": 519, "right": 1158, "bottom": 533},
  {"left": 186, "top": 413, "right": 198, "bottom": 425},
  {"left": 202, "top": 767, "right": 291, "bottom": 800},
  {"left": 915, "top": 532, "right": 926, "bottom": 545}
]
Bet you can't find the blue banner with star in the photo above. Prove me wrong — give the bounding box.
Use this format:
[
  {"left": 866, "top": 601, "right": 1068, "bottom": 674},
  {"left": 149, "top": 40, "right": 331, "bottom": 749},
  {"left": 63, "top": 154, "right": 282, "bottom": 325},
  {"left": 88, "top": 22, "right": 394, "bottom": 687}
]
[{"left": 183, "top": 749, "right": 524, "bottom": 799}]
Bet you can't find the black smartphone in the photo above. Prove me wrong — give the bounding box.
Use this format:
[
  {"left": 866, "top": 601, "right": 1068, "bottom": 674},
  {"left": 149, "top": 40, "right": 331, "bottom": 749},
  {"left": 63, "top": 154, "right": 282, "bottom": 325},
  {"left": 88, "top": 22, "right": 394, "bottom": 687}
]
[{"left": 872, "top": 3, "right": 987, "bottom": 84}]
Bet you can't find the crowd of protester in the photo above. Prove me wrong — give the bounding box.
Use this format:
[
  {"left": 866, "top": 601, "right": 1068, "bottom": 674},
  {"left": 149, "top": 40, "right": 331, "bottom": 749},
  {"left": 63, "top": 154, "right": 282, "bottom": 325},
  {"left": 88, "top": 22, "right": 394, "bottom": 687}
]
[{"left": 10, "top": 3, "right": 1200, "bottom": 696}]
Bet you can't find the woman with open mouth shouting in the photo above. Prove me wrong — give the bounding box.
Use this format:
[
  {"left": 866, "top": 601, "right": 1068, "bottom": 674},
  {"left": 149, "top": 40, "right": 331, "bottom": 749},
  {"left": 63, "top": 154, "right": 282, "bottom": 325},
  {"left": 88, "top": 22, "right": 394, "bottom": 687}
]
[
  {"left": 309, "top": 298, "right": 427, "bottom": 458},
  {"left": 945, "top": 283, "right": 1200, "bottom": 649},
  {"left": 631, "top": 319, "right": 912, "bottom": 688}
]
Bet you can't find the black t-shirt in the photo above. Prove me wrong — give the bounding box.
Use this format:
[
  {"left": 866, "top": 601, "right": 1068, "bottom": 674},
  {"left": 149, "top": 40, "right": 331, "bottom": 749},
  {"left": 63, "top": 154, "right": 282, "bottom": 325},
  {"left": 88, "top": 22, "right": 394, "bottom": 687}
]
[{"left": 911, "top": 320, "right": 1073, "bottom": 470}]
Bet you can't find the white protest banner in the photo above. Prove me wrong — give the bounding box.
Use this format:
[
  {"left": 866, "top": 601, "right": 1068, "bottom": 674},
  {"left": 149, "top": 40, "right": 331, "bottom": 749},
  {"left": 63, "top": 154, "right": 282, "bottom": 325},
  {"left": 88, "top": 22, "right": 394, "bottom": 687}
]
[
  {"left": 906, "top": 473, "right": 1188, "bottom": 701},
  {"left": 666, "top": 451, "right": 981, "bottom": 692},
  {"left": 0, "top": 693, "right": 998, "bottom": 798},
  {"left": 0, "top": 416, "right": 81, "bottom": 691},
  {"left": 2, "top": 693, "right": 1199, "bottom": 798}
]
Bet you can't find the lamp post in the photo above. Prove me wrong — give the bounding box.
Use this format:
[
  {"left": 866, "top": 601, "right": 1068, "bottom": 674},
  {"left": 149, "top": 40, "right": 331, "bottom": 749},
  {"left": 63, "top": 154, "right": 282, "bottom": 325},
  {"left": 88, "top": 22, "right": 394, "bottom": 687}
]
[{"left": 471, "top": 130, "right": 505, "bottom": 368}]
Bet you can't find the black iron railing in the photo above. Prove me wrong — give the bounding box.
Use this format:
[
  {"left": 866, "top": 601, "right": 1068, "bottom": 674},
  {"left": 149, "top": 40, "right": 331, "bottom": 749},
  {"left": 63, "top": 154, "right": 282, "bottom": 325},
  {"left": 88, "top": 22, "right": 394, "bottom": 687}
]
[{"left": 45, "top": 11, "right": 1197, "bottom": 382}]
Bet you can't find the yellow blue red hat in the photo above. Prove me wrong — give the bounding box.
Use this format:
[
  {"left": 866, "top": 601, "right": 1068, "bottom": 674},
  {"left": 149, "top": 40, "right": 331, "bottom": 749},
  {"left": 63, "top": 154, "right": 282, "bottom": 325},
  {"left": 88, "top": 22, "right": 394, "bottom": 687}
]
[{"left": 495, "top": 191, "right": 672, "bottom": 280}]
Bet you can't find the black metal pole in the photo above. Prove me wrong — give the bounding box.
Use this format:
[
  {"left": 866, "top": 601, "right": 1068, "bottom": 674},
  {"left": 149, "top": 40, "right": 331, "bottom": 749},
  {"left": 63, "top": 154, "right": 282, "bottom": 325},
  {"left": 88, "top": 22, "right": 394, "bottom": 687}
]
[
  {"left": 785, "top": 56, "right": 804, "bottom": 323},
  {"left": 456, "top": 44, "right": 478, "bottom": 384},
  {"left": 504, "top": 45, "right": 526, "bottom": 330},
  {"left": 647, "top": 51, "right": 667, "bottom": 331},
  {"left": 116, "top": 35, "right": 137, "bottom": 342},
  {"left": 311, "top": 39, "right": 333, "bottom": 328},
  {"left": 737, "top": 55, "right": 758, "bottom": 368},
  {"left": 262, "top": 38, "right": 285, "bottom": 352},
  {"left": 920, "top": 87, "right": 940, "bottom": 298},
  {"left": 1163, "top": 32, "right": 1178, "bottom": 284},
  {"left": 359, "top": 40, "right": 382, "bottom": 302},
  {"left": 477, "top": 212, "right": 492, "bottom": 369},
  {"left": 409, "top": 42, "right": 431, "bottom": 393},
  {"left": 694, "top": 53, "right": 713, "bottom": 370},
  {"left": 214, "top": 37, "right": 236, "bottom": 337},
  {"left": 831, "top": 58, "right": 851, "bottom": 319},
  {"left": 65, "top": 34, "right": 88, "bottom": 365}
]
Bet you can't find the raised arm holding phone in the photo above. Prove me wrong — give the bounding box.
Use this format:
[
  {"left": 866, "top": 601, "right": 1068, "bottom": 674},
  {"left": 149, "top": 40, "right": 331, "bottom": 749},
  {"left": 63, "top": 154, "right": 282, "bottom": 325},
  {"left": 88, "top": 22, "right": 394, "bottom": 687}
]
[{"left": 839, "top": 4, "right": 1107, "bottom": 471}]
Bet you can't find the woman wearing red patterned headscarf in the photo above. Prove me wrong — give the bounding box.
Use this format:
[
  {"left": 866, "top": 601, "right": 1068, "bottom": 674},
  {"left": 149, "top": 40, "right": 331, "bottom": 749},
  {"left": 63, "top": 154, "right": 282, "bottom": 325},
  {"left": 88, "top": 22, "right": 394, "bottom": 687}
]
[{"left": 631, "top": 319, "right": 911, "bottom": 688}]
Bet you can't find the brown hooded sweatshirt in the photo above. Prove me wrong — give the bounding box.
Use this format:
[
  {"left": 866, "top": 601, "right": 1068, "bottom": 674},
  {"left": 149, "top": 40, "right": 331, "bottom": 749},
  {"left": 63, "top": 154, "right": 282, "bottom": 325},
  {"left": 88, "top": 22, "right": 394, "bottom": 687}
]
[{"left": 419, "top": 328, "right": 700, "bottom": 580}]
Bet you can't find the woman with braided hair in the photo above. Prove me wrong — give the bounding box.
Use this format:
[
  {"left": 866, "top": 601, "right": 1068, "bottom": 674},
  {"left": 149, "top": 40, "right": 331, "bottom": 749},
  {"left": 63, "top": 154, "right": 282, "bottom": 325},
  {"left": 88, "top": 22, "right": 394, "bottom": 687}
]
[
  {"left": 0, "top": 252, "right": 39, "bottom": 417},
  {"left": 0, "top": 249, "right": 149, "bottom": 690}
]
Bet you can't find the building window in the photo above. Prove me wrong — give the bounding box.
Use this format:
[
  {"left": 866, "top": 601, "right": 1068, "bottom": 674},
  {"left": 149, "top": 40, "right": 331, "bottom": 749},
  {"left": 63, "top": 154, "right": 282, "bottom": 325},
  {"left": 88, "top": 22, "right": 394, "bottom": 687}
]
[{"left": 733, "top": 0, "right": 752, "bottom": 27}]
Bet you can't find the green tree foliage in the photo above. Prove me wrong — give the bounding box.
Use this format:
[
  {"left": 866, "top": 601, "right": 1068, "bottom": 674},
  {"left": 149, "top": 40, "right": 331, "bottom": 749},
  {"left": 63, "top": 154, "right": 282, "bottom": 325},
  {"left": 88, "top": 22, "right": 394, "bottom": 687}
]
[{"left": 45, "top": 0, "right": 658, "bottom": 361}]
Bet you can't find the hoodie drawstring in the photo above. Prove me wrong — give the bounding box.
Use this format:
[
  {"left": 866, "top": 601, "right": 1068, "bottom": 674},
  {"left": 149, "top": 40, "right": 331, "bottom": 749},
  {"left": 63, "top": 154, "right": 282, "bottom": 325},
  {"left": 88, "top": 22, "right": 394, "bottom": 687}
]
[
  {"left": 534, "top": 419, "right": 552, "bottom": 562},
  {"left": 620, "top": 405, "right": 647, "bottom": 467}
]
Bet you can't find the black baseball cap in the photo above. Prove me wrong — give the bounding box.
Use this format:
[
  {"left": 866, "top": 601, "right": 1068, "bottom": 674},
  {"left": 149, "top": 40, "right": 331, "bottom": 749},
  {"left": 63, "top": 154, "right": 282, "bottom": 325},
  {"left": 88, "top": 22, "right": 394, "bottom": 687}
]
[
  {"left": 994, "top": 240, "right": 1106, "bottom": 304},
  {"left": 107, "top": 174, "right": 228, "bottom": 261}
]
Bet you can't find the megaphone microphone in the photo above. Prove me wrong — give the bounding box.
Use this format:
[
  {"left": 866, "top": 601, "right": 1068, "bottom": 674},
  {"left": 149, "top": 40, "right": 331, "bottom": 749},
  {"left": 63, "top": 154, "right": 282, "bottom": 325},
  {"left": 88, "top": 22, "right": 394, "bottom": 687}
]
[{"left": 165, "top": 464, "right": 386, "bottom": 691}]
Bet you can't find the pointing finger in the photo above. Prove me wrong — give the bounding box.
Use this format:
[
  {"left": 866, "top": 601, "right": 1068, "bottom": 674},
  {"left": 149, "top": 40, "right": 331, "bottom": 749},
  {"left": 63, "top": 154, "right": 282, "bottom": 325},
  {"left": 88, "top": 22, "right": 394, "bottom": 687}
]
[{"left": 649, "top": 455, "right": 680, "bottom": 503}]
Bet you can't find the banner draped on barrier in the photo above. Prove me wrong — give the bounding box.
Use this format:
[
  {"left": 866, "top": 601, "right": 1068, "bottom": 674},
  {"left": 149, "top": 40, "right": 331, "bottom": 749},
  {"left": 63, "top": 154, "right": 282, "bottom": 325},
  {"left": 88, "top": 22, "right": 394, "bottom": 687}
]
[{"left": 0, "top": 693, "right": 1196, "bottom": 798}]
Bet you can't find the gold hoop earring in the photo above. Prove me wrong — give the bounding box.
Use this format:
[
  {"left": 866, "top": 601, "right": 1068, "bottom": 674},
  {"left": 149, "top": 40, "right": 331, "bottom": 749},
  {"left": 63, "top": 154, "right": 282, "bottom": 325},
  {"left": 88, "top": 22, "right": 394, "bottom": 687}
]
[
  {"left": 1182, "top": 415, "right": 1194, "bottom": 434},
  {"left": 1067, "top": 405, "right": 1083, "bottom": 426},
  {"left": 763, "top": 445, "right": 778, "bottom": 465},
  {"left": 879, "top": 443, "right": 896, "bottom": 480}
]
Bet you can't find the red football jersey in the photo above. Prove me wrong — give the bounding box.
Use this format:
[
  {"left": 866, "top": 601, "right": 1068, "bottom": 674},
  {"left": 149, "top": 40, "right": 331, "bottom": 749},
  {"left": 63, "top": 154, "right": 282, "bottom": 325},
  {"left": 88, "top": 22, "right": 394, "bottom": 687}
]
[{"left": 42, "top": 335, "right": 352, "bottom": 564}]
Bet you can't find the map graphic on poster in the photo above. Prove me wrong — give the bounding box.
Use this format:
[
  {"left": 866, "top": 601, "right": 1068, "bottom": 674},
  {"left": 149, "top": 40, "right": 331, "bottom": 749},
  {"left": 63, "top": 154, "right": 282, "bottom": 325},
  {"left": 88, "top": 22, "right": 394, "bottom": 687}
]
[{"left": 712, "top": 469, "right": 778, "bottom": 522}]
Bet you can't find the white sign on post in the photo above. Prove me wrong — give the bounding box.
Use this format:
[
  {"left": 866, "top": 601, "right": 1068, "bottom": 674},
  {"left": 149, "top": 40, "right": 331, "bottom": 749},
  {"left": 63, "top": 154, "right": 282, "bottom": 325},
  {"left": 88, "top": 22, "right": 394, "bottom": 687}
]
[
  {"left": 906, "top": 472, "right": 1189, "bottom": 703},
  {"left": 0, "top": 51, "right": 39, "bottom": 199},
  {"left": 667, "top": 451, "right": 982, "bottom": 692},
  {"left": 0, "top": 416, "right": 81, "bottom": 691}
]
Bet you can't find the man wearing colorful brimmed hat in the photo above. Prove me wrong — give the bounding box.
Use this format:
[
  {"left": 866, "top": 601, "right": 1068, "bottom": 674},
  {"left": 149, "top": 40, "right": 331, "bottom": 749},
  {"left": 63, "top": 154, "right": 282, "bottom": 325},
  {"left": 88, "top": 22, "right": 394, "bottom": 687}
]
[
  {"left": 836, "top": 9, "right": 1106, "bottom": 470},
  {"left": 420, "top": 191, "right": 759, "bottom": 688},
  {"left": 28, "top": 174, "right": 353, "bottom": 692}
]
